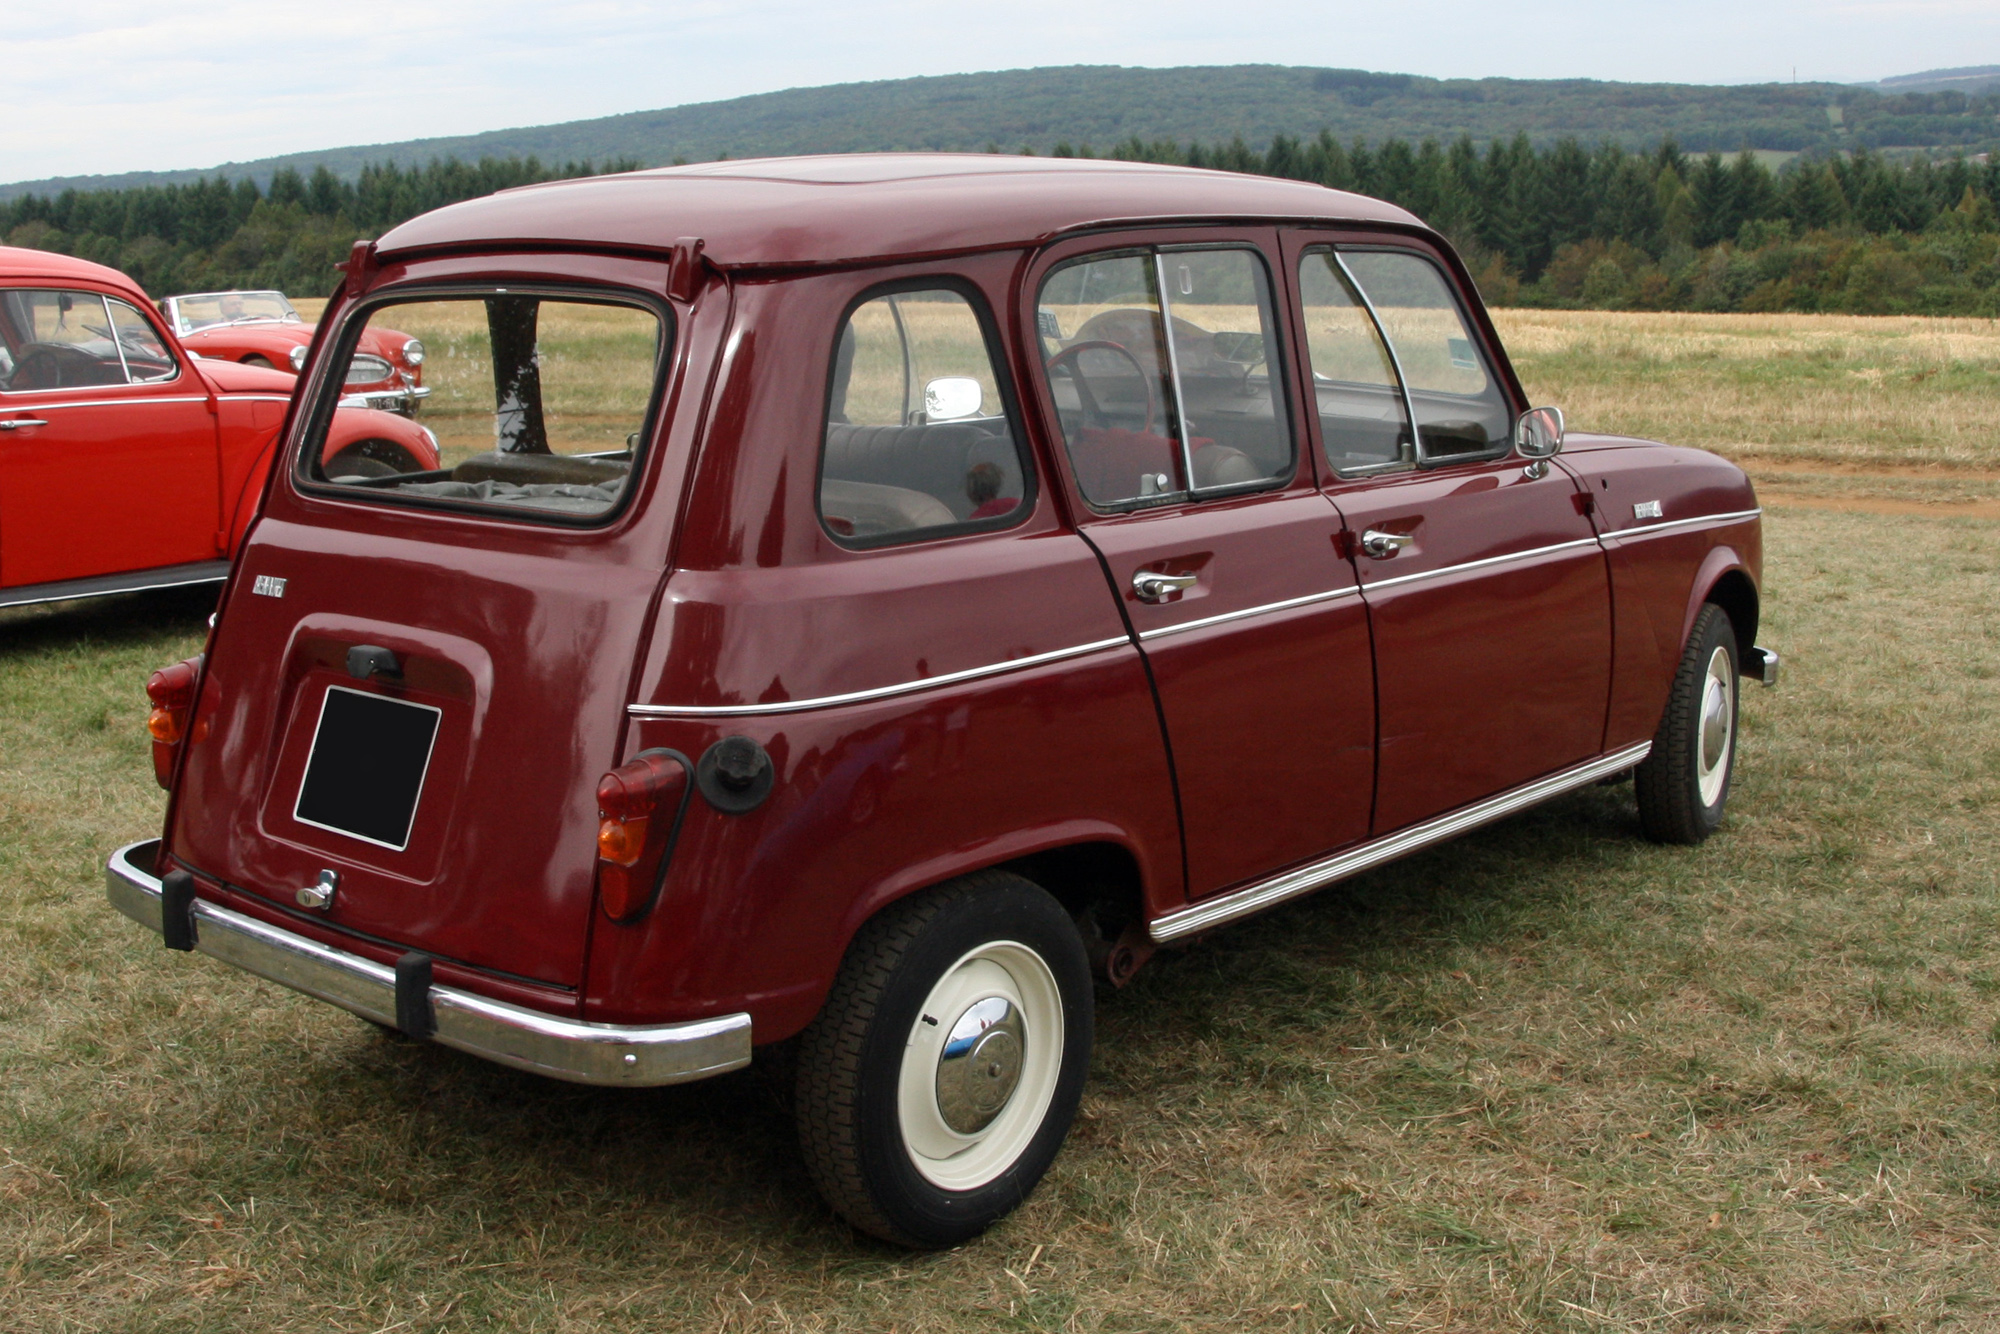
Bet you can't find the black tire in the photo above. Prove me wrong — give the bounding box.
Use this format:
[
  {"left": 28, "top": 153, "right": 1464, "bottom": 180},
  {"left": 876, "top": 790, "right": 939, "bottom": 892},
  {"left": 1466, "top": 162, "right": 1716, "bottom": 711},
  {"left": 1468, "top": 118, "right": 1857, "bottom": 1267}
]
[
  {"left": 794, "top": 871, "right": 1093, "bottom": 1248},
  {"left": 1636, "top": 602, "right": 1739, "bottom": 844},
  {"left": 242, "top": 354, "right": 276, "bottom": 369},
  {"left": 324, "top": 440, "right": 418, "bottom": 480}
]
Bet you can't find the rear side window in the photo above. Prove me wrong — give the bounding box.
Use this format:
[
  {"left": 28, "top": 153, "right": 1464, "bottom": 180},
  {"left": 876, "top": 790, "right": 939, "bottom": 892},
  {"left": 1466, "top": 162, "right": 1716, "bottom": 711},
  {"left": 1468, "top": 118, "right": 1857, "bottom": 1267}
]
[
  {"left": 819, "top": 287, "right": 1029, "bottom": 543},
  {"left": 0, "top": 288, "right": 179, "bottom": 390},
  {"left": 1037, "top": 246, "right": 1294, "bottom": 509},
  {"left": 299, "top": 292, "right": 666, "bottom": 521}
]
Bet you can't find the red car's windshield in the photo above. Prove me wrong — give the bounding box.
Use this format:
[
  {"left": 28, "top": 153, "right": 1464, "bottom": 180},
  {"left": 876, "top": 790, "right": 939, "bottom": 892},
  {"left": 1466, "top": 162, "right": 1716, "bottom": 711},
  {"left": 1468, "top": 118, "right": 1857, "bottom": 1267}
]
[{"left": 171, "top": 291, "right": 300, "bottom": 335}]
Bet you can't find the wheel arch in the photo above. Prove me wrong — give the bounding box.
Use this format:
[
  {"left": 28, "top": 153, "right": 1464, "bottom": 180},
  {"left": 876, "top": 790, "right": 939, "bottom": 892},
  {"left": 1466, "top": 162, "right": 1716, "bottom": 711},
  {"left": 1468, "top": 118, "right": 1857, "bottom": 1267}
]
[{"left": 1681, "top": 545, "right": 1759, "bottom": 662}]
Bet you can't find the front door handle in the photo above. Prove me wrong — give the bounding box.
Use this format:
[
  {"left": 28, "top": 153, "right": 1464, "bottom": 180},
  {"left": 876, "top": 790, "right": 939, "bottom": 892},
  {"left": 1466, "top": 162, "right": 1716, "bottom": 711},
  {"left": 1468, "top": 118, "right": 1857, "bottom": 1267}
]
[
  {"left": 1359, "top": 529, "right": 1414, "bottom": 558},
  {"left": 1132, "top": 570, "right": 1198, "bottom": 602},
  {"left": 0, "top": 419, "right": 50, "bottom": 431}
]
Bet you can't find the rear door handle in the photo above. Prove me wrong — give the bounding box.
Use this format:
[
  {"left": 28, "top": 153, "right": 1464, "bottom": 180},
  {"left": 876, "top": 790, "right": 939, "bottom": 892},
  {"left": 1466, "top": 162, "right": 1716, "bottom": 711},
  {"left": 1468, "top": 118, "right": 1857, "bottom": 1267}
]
[
  {"left": 0, "top": 419, "right": 49, "bottom": 430},
  {"left": 1132, "top": 570, "right": 1198, "bottom": 602},
  {"left": 1359, "top": 529, "right": 1414, "bottom": 558}
]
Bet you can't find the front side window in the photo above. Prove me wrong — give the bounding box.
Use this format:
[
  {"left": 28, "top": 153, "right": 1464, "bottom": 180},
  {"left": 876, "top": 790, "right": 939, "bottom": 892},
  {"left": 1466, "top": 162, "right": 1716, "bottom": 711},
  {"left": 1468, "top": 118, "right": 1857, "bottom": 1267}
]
[
  {"left": 1038, "top": 246, "right": 1293, "bottom": 509},
  {"left": 1337, "top": 251, "right": 1511, "bottom": 461},
  {"left": 299, "top": 292, "right": 665, "bottom": 521},
  {"left": 1297, "top": 253, "right": 1411, "bottom": 470},
  {"left": 819, "top": 287, "right": 1029, "bottom": 543},
  {"left": 0, "top": 288, "right": 177, "bottom": 391}
]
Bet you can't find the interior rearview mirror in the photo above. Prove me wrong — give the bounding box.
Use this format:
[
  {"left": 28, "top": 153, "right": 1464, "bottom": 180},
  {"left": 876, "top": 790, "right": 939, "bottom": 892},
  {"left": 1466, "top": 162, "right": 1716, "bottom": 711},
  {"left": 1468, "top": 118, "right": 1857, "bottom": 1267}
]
[
  {"left": 923, "top": 377, "right": 984, "bottom": 421},
  {"left": 1514, "top": 405, "right": 1565, "bottom": 460}
]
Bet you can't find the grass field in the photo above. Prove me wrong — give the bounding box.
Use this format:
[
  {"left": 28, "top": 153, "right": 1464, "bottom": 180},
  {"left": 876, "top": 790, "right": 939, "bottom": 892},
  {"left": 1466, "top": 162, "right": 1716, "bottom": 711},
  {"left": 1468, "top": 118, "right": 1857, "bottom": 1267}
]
[{"left": 3, "top": 310, "right": 1997, "bottom": 1332}]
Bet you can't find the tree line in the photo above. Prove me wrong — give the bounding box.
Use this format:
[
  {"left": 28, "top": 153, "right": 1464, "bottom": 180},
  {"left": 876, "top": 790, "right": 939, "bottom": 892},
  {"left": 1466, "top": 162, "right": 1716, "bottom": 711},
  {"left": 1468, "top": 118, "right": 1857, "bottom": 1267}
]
[
  {"left": 3, "top": 138, "right": 1996, "bottom": 314},
  {"left": 0, "top": 156, "right": 639, "bottom": 298}
]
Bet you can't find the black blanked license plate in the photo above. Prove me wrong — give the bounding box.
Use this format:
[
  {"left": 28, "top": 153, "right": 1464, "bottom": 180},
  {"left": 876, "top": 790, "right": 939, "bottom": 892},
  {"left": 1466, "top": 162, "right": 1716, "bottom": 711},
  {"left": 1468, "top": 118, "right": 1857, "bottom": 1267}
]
[{"left": 293, "top": 686, "right": 441, "bottom": 851}]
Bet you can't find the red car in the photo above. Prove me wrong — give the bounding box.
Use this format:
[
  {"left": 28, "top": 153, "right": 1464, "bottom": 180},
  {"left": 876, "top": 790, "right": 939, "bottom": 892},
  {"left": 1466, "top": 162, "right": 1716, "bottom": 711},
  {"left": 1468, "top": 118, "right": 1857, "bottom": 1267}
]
[
  {"left": 0, "top": 248, "right": 439, "bottom": 610},
  {"left": 161, "top": 289, "right": 430, "bottom": 415},
  {"left": 109, "top": 156, "right": 1776, "bottom": 1247}
]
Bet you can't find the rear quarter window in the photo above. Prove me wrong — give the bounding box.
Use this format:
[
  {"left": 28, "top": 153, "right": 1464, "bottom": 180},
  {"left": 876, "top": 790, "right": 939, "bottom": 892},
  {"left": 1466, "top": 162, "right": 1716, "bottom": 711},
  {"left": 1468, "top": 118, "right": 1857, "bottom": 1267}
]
[
  {"left": 819, "top": 285, "right": 1031, "bottom": 545},
  {"left": 297, "top": 290, "right": 668, "bottom": 522}
]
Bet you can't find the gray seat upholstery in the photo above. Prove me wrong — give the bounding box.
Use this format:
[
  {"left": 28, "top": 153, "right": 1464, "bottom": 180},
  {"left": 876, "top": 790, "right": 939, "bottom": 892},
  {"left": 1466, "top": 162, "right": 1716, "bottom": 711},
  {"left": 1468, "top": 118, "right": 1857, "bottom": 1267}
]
[{"left": 823, "top": 421, "right": 1020, "bottom": 522}]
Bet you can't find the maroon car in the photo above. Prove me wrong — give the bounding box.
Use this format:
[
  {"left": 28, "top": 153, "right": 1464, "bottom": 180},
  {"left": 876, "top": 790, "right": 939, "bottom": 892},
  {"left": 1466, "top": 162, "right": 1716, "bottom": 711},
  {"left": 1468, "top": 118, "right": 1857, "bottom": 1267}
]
[{"left": 109, "top": 155, "right": 1775, "bottom": 1247}]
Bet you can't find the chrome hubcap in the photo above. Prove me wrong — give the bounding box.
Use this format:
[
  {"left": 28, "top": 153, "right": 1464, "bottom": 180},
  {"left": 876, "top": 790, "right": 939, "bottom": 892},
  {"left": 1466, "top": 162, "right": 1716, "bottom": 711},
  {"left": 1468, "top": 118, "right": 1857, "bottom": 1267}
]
[
  {"left": 1697, "top": 645, "right": 1734, "bottom": 808},
  {"left": 934, "top": 996, "right": 1025, "bottom": 1134}
]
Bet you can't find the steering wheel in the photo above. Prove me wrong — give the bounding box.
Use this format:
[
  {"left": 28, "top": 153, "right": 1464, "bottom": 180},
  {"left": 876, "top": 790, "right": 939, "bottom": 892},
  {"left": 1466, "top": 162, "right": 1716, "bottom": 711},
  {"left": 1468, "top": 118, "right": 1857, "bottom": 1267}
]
[
  {"left": 1045, "top": 339, "right": 1156, "bottom": 435},
  {"left": 10, "top": 343, "right": 103, "bottom": 391}
]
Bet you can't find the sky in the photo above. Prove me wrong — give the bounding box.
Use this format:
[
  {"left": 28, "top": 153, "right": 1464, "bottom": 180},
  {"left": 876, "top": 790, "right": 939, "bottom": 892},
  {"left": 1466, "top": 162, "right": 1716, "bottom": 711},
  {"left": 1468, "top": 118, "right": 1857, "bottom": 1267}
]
[{"left": 6, "top": 0, "right": 1997, "bottom": 184}]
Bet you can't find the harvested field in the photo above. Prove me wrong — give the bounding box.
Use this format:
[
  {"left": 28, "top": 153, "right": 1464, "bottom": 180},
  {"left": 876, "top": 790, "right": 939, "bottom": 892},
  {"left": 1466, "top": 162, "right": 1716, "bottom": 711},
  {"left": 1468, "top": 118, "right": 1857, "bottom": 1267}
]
[{"left": 2, "top": 310, "right": 1995, "bottom": 1332}]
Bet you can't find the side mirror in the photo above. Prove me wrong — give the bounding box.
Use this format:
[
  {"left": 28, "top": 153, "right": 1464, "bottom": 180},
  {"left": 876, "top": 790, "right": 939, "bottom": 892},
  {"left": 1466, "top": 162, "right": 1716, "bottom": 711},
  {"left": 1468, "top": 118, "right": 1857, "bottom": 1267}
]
[
  {"left": 923, "top": 376, "right": 983, "bottom": 421},
  {"left": 1514, "top": 405, "right": 1565, "bottom": 460}
]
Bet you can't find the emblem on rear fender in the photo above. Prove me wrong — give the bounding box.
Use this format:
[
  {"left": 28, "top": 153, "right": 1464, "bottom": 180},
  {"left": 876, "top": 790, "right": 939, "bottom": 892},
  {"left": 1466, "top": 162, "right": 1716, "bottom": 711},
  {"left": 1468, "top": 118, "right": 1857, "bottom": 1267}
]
[
  {"left": 1634, "top": 500, "right": 1664, "bottom": 520},
  {"left": 252, "top": 575, "right": 287, "bottom": 598}
]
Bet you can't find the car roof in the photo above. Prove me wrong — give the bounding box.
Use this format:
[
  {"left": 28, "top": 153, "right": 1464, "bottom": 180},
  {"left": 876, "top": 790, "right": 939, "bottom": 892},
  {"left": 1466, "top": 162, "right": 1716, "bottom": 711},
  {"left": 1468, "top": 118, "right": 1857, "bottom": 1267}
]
[
  {"left": 0, "top": 244, "right": 148, "bottom": 292},
  {"left": 376, "top": 154, "right": 1428, "bottom": 272}
]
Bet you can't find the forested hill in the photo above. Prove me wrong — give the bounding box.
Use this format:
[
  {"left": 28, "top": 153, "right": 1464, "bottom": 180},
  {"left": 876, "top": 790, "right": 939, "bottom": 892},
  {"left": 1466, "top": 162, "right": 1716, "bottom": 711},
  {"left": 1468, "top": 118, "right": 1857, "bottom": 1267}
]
[{"left": 7, "top": 63, "right": 1999, "bottom": 200}]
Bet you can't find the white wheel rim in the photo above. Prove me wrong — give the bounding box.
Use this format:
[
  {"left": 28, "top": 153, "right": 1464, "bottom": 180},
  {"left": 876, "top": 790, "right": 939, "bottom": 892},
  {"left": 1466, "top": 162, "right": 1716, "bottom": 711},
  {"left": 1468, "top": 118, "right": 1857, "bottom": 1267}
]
[
  {"left": 1697, "top": 644, "right": 1735, "bottom": 808},
  {"left": 897, "top": 940, "right": 1064, "bottom": 1192}
]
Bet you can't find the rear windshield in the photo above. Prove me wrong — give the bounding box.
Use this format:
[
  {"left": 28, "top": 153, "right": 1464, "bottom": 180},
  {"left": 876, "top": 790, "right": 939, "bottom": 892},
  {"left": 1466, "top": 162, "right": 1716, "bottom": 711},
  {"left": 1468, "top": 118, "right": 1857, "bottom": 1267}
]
[{"left": 296, "top": 290, "right": 668, "bottom": 522}]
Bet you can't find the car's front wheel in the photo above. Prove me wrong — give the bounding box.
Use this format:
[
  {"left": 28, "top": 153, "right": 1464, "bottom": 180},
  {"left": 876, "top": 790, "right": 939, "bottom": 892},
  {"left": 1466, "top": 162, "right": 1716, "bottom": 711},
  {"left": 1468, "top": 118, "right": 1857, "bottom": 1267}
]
[
  {"left": 1636, "top": 602, "right": 1739, "bottom": 844},
  {"left": 794, "top": 871, "right": 1092, "bottom": 1247}
]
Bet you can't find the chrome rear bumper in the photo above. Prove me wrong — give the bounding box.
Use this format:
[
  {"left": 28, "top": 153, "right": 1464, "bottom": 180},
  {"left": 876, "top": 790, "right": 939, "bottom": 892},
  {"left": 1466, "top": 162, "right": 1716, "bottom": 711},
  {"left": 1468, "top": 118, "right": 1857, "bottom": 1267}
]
[
  {"left": 106, "top": 840, "right": 751, "bottom": 1087},
  {"left": 1744, "top": 644, "right": 1781, "bottom": 687}
]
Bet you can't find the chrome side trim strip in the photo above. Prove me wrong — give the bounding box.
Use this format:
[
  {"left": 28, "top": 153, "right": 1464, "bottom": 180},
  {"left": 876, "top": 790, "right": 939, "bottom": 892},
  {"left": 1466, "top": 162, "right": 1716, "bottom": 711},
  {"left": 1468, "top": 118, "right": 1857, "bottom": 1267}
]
[
  {"left": 1362, "top": 536, "right": 1600, "bottom": 594},
  {"left": 1147, "top": 741, "right": 1652, "bottom": 943},
  {"left": 0, "top": 395, "right": 208, "bottom": 411},
  {"left": 106, "top": 840, "right": 752, "bottom": 1088},
  {"left": 627, "top": 635, "right": 1132, "bottom": 718},
  {"left": 1137, "top": 584, "right": 1360, "bottom": 641},
  {"left": 1601, "top": 507, "right": 1762, "bottom": 545},
  {"left": 0, "top": 559, "right": 230, "bottom": 610}
]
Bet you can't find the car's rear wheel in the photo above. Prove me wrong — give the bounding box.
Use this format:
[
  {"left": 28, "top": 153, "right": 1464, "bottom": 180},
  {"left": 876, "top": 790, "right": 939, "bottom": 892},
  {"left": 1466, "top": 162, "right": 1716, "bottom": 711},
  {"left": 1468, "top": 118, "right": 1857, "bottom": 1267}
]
[
  {"left": 242, "top": 354, "right": 275, "bottom": 369},
  {"left": 794, "top": 871, "right": 1092, "bottom": 1247},
  {"left": 1636, "top": 602, "right": 1738, "bottom": 844}
]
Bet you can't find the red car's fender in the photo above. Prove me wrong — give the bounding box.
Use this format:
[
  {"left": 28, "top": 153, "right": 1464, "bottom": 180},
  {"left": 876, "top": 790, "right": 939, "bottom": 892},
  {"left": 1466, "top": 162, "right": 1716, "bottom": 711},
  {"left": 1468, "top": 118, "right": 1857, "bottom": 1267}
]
[{"left": 203, "top": 358, "right": 439, "bottom": 554}]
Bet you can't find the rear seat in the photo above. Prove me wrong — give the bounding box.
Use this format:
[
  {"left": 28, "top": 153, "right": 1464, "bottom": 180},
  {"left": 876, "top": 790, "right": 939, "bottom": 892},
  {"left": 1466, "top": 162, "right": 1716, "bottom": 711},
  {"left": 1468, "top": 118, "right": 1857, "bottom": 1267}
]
[{"left": 823, "top": 421, "right": 1019, "bottom": 522}]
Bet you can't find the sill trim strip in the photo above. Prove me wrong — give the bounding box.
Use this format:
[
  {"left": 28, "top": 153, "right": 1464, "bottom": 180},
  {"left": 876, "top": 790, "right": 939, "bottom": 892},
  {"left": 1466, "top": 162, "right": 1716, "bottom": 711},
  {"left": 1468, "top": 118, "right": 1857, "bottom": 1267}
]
[{"left": 1147, "top": 740, "right": 1652, "bottom": 943}]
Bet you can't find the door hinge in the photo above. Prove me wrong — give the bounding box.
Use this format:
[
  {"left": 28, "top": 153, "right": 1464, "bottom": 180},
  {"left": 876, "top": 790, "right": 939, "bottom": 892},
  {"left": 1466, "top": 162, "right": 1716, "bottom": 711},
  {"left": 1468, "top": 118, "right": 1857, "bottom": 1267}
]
[
  {"left": 1331, "top": 529, "right": 1358, "bottom": 560},
  {"left": 1572, "top": 492, "right": 1596, "bottom": 517}
]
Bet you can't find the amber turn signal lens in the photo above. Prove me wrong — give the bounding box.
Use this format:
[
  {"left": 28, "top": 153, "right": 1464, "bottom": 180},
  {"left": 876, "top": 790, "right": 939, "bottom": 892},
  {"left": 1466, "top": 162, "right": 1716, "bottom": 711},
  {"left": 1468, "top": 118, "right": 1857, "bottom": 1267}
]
[
  {"left": 597, "top": 815, "right": 650, "bottom": 867},
  {"left": 147, "top": 705, "right": 184, "bottom": 744}
]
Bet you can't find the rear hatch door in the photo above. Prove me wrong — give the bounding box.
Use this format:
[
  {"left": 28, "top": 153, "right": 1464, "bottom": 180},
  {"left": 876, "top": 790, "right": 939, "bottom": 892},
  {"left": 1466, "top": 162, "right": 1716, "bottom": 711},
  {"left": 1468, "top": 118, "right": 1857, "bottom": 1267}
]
[{"left": 167, "top": 273, "right": 704, "bottom": 991}]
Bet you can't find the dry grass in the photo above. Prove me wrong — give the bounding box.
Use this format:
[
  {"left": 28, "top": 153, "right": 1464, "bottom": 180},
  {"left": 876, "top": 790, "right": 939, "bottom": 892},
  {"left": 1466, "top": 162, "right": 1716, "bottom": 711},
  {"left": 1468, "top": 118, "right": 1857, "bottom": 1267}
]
[
  {"left": 2, "top": 310, "right": 1997, "bottom": 1332},
  {"left": 1495, "top": 308, "right": 2000, "bottom": 484}
]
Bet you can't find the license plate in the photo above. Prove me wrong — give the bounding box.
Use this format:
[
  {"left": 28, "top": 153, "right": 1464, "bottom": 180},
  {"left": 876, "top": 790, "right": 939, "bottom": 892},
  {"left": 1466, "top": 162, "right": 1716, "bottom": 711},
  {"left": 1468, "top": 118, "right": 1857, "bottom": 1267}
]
[{"left": 293, "top": 685, "right": 442, "bottom": 851}]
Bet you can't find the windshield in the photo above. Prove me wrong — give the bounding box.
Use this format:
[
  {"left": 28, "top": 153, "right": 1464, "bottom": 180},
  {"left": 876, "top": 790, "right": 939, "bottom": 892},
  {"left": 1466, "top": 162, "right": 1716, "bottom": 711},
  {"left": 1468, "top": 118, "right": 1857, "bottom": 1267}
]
[
  {"left": 297, "top": 291, "right": 667, "bottom": 522},
  {"left": 171, "top": 291, "right": 300, "bottom": 334}
]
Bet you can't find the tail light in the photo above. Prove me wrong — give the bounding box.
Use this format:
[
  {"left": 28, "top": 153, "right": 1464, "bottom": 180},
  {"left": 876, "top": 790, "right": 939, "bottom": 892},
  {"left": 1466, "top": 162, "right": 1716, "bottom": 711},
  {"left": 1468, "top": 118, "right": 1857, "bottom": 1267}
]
[
  {"left": 145, "top": 655, "right": 205, "bottom": 789},
  {"left": 594, "top": 748, "right": 693, "bottom": 921}
]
